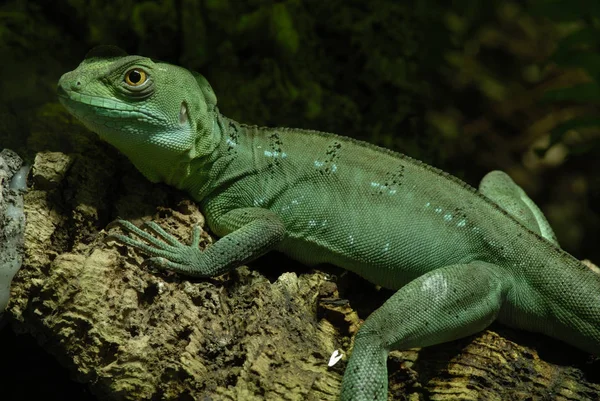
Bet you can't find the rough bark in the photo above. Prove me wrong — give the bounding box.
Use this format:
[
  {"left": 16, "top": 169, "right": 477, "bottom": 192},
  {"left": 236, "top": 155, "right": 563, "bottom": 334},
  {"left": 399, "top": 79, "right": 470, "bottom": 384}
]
[
  {"left": 6, "top": 128, "right": 600, "bottom": 400},
  {"left": 0, "top": 149, "right": 26, "bottom": 316}
]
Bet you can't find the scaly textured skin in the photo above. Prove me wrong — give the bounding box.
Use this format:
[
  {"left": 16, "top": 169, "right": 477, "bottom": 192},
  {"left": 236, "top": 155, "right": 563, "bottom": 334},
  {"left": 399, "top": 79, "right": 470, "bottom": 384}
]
[{"left": 58, "top": 46, "right": 600, "bottom": 400}]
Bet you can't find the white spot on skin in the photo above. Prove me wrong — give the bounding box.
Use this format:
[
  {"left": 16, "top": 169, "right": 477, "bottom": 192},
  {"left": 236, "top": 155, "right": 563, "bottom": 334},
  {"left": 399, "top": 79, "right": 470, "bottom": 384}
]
[
  {"left": 280, "top": 196, "right": 304, "bottom": 214},
  {"left": 264, "top": 150, "right": 287, "bottom": 158},
  {"left": 348, "top": 235, "right": 354, "bottom": 245},
  {"left": 457, "top": 219, "right": 467, "bottom": 227},
  {"left": 444, "top": 213, "right": 452, "bottom": 221},
  {"left": 370, "top": 181, "right": 396, "bottom": 195},
  {"left": 421, "top": 272, "right": 448, "bottom": 301},
  {"left": 314, "top": 161, "right": 324, "bottom": 168},
  {"left": 307, "top": 219, "right": 327, "bottom": 229},
  {"left": 383, "top": 242, "right": 390, "bottom": 252},
  {"left": 435, "top": 208, "right": 442, "bottom": 213}
]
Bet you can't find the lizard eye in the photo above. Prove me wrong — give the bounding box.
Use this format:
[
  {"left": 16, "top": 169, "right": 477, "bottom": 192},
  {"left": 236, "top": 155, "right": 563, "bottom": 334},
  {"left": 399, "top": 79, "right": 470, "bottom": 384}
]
[{"left": 124, "top": 68, "right": 147, "bottom": 86}]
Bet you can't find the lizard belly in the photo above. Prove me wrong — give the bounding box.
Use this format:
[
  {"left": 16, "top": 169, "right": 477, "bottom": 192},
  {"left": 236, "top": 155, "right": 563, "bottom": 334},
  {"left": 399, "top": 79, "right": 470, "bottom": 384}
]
[{"left": 272, "top": 191, "right": 483, "bottom": 289}]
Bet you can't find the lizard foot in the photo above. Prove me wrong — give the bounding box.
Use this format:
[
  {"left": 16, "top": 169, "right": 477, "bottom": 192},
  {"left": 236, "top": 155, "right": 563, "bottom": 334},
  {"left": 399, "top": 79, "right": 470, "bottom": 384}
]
[{"left": 105, "top": 219, "right": 203, "bottom": 273}]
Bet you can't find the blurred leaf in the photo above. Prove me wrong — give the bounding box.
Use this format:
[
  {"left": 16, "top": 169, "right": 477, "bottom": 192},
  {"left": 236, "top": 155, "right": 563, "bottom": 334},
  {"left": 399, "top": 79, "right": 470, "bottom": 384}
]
[
  {"left": 569, "top": 138, "right": 600, "bottom": 154},
  {"left": 536, "top": 116, "right": 600, "bottom": 156},
  {"left": 554, "top": 27, "right": 600, "bottom": 52},
  {"left": 550, "top": 116, "right": 600, "bottom": 143},
  {"left": 552, "top": 51, "right": 600, "bottom": 82},
  {"left": 533, "top": 1, "right": 600, "bottom": 157},
  {"left": 542, "top": 83, "right": 600, "bottom": 103},
  {"left": 529, "top": 0, "right": 600, "bottom": 21}
]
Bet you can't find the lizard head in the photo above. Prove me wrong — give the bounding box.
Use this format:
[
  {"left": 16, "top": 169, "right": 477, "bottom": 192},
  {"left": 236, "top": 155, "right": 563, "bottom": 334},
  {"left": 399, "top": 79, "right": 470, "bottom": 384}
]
[{"left": 57, "top": 46, "right": 218, "bottom": 184}]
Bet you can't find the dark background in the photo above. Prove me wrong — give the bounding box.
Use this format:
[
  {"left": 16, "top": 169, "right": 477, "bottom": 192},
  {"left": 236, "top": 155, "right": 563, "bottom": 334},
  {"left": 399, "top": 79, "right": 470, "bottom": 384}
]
[{"left": 0, "top": 0, "right": 599, "bottom": 399}]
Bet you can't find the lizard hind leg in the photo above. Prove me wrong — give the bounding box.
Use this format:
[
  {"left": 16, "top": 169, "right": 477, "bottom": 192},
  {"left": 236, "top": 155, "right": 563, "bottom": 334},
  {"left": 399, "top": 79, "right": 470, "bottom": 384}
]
[
  {"left": 340, "top": 261, "right": 510, "bottom": 401},
  {"left": 479, "top": 170, "right": 558, "bottom": 246}
]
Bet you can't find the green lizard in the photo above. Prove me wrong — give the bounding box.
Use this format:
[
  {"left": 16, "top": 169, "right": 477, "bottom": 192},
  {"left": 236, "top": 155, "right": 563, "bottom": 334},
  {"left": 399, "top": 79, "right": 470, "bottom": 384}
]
[{"left": 57, "top": 46, "right": 600, "bottom": 400}]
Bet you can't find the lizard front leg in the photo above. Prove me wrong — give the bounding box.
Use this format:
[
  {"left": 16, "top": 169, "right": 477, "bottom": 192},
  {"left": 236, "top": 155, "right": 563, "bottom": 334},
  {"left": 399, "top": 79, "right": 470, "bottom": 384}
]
[
  {"left": 340, "top": 261, "right": 511, "bottom": 401},
  {"left": 106, "top": 207, "right": 286, "bottom": 277}
]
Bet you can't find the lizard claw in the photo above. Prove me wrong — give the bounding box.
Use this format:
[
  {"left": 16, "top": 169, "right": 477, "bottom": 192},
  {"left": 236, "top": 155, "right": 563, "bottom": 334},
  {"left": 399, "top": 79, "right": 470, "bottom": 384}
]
[
  {"left": 141, "top": 256, "right": 169, "bottom": 269},
  {"left": 142, "top": 256, "right": 192, "bottom": 273}
]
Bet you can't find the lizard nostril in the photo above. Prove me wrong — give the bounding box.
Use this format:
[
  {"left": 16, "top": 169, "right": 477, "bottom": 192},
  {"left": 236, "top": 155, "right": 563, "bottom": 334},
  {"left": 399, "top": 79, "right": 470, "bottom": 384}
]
[{"left": 68, "top": 80, "right": 82, "bottom": 92}]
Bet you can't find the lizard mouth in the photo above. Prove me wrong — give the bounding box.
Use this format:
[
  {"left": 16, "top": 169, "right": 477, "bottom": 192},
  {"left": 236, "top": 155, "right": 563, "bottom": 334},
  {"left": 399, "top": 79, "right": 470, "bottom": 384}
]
[{"left": 57, "top": 86, "right": 166, "bottom": 124}]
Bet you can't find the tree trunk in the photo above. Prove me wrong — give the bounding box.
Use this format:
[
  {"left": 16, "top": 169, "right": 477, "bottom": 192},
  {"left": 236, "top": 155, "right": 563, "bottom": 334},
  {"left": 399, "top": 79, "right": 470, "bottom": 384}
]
[{"left": 6, "top": 143, "right": 600, "bottom": 400}]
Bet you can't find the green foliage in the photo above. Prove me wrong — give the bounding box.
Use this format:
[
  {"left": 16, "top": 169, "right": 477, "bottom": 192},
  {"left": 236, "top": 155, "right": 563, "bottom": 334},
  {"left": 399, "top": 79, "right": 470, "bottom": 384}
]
[
  {"left": 543, "top": 83, "right": 600, "bottom": 103},
  {"left": 270, "top": 3, "right": 299, "bottom": 54},
  {"left": 530, "top": 0, "right": 600, "bottom": 154},
  {"left": 0, "top": 0, "right": 597, "bottom": 255},
  {"left": 0, "top": 1, "right": 82, "bottom": 157},
  {"left": 530, "top": 0, "right": 600, "bottom": 22}
]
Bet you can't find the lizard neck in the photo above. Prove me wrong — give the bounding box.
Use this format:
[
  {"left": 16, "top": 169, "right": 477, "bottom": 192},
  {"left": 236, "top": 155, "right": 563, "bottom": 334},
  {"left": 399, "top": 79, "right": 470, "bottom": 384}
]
[
  {"left": 121, "top": 111, "right": 223, "bottom": 191},
  {"left": 177, "top": 111, "right": 246, "bottom": 201}
]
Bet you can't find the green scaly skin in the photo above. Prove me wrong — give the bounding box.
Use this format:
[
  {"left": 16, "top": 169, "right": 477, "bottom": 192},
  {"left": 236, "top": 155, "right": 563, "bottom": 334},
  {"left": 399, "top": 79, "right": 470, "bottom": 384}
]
[{"left": 57, "top": 46, "right": 600, "bottom": 400}]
